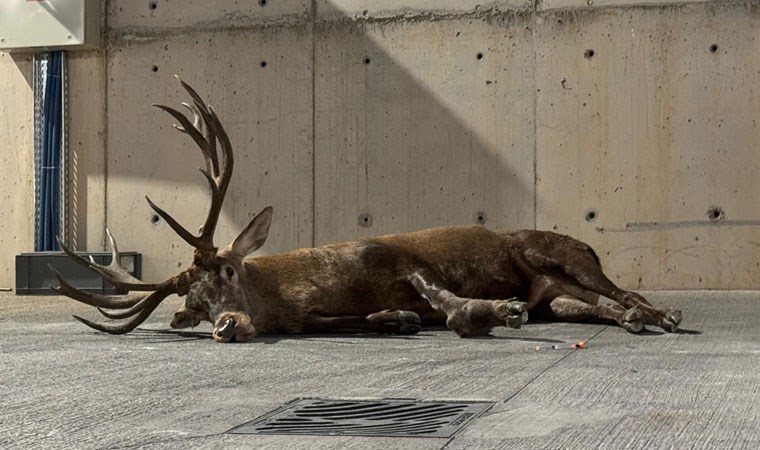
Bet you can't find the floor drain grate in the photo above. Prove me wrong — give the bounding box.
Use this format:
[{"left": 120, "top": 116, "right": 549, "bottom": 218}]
[{"left": 228, "top": 398, "right": 493, "bottom": 438}]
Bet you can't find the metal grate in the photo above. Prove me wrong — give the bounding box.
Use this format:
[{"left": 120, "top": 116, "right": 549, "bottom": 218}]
[{"left": 228, "top": 398, "right": 493, "bottom": 438}]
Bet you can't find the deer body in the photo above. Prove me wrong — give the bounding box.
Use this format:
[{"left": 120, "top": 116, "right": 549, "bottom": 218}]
[
  {"left": 234, "top": 226, "right": 523, "bottom": 334},
  {"left": 173, "top": 224, "right": 680, "bottom": 342},
  {"left": 54, "top": 79, "right": 683, "bottom": 342}
]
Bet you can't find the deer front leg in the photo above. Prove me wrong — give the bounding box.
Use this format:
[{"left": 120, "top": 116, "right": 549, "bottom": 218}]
[
  {"left": 305, "top": 310, "right": 422, "bottom": 335},
  {"left": 409, "top": 272, "right": 527, "bottom": 337}
]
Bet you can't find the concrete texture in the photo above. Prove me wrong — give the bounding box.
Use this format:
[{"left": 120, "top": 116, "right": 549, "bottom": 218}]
[
  {"left": 535, "top": 4, "right": 760, "bottom": 289},
  {"left": 1, "top": 291, "right": 758, "bottom": 449},
  {"left": 317, "top": 0, "right": 532, "bottom": 20},
  {"left": 1, "top": 0, "right": 759, "bottom": 289},
  {"left": 66, "top": 51, "right": 107, "bottom": 251},
  {"left": 106, "top": 0, "right": 311, "bottom": 34},
  {"left": 314, "top": 16, "right": 535, "bottom": 243},
  {"left": 539, "top": 0, "right": 716, "bottom": 11},
  {"left": 0, "top": 52, "right": 34, "bottom": 288}
]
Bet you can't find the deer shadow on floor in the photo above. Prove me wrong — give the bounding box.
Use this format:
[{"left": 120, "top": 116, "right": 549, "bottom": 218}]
[{"left": 112, "top": 321, "right": 701, "bottom": 344}]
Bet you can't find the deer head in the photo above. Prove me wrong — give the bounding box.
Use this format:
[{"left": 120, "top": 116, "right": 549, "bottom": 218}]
[{"left": 52, "top": 77, "right": 271, "bottom": 342}]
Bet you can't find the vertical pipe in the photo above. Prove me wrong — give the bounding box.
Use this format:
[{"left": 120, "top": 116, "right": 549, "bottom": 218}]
[
  {"left": 35, "top": 51, "right": 63, "bottom": 251},
  {"left": 50, "top": 51, "right": 61, "bottom": 250},
  {"left": 60, "top": 51, "right": 69, "bottom": 249}
]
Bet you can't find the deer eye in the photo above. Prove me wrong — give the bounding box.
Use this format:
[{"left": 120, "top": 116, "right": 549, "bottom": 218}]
[{"left": 225, "top": 266, "right": 235, "bottom": 278}]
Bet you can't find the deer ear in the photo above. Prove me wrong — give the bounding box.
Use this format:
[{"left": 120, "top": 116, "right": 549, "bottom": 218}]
[{"left": 228, "top": 206, "right": 273, "bottom": 258}]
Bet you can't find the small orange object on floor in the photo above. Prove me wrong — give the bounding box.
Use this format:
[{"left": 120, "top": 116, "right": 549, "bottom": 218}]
[{"left": 571, "top": 341, "right": 586, "bottom": 349}]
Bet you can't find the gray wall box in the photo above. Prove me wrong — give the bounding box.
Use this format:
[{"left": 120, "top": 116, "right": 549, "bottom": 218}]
[
  {"left": 15, "top": 252, "right": 141, "bottom": 295},
  {"left": 0, "top": 0, "right": 101, "bottom": 51}
]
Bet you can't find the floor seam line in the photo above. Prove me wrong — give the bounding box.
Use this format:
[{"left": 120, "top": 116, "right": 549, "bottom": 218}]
[
  {"left": 497, "top": 325, "right": 609, "bottom": 407},
  {"left": 440, "top": 326, "right": 609, "bottom": 449}
]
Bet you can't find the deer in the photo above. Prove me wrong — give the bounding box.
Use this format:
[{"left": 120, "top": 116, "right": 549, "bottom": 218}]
[{"left": 52, "top": 77, "right": 683, "bottom": 343}]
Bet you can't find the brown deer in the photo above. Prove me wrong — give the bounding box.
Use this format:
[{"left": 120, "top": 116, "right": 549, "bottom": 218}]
[{"left": 52, "top": 78, "right": 683, "bottom": 343}]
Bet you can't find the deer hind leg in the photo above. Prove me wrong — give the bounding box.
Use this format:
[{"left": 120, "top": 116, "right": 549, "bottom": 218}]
[
  {"left": 562, "top": 263, "right": 682, "bottom": 332},
  {"left": 541, "top": 295, "right": 644, "bottom": 333},
  {"left": 305, "top": 310, "right": 421, "bottom": 335},
  {"left": 528, "top": 274, "right": 644, "bottom": 333},
  {"left": 409, "top": 272, "right": 527, "bottom": 337}
]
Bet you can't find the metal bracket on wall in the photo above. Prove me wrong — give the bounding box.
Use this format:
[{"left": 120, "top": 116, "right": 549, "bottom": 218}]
[{"left": 32, "top": 54, "right": 44, "bottom": 250}]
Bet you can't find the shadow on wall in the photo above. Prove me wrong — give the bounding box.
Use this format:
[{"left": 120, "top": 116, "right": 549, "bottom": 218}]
[
  {"left": 101, "top": 1, "right": 535, "bottom": 280},
  {"left": 311, "top": 3, "right": 535, "bottom": 244},
  {"left": 9, "top": 53, "right": 34, "bottom": 88}
]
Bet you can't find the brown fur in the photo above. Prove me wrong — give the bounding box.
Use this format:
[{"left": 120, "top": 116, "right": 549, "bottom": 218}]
[{"left": 172, "top": 222, "right": 682, "bottom": 342}]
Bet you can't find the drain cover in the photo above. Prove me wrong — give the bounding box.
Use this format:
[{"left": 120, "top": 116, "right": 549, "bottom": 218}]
[{"left": 228, "top": 398, "right": 493, "bottom": 438}]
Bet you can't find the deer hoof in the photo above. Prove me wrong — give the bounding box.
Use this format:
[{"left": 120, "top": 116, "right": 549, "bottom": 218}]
[
  {"left": 216, "top": 318, "right": 235, "bottom": 339},
  {"left": 496, "top": 300, "right": 529, "bottom": 329},
  {"left": 396, "top": 311, "right": 422, "bottom": 335},
  {"left": 506, "top": 300, "right": 527, "bottom": 315},
  {"left": 621, "top": 308, "right": 644, "bottom": 333},
  {"left": 367, "top": 310, "right": 421, "bottom": 335},
  {"left": 660, "top": 309, "right": 682, "bottom": 333},
  {"left": 505, "top": 314, "right": 524, "bottom": 329},
  {"left": 212, "top": 312, "right": 256, "bottom": 343}
]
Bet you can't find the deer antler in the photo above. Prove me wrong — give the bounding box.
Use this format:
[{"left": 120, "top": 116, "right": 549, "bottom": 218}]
[
  {"left": 149, "top": 75, "right": 234, "bottom": 256},
  {"left": 51, "top": 230, "right": 184, "bottom": 334},
  {"left": 53, "top": 77, "right": 233, "bottom": 334}
]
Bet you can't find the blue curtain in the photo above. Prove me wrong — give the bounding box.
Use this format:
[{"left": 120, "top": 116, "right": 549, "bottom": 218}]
[{"left": 35, "top": 51, "right": 63, "bottom": 251}]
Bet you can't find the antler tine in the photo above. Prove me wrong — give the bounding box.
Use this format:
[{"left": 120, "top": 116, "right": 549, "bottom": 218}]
[
  {"left": 96, "top": 289, "right": 173, "bottom": 320},
  {"left": 144, "top": 195, "right": 205, "bottom": 250},
  {"left": 148, "top": 76, "right": 233, "bottom": 253},
  {"left": 105, "top": 228, "right": 120, "bottom": 265},
  {"left": 198, "top": 104, "right": 233, "bottom": 243},
  {"left": 56, "top": 237, "right": 170, "bottom": 292},
  {"left": 174, "top": 75, "right": 208, "bottom": 115},
  {"left": 52, "top": 248, "right": 182, "bottom": 334},
  {"left": 50, "top": 267, "right": 146, "bottom": 309},
  {"left": 97, "top": 303, "right": 148, "bottom": 320},
  {"left": 179, "top": 102, "right": 202, "bottom": 133},
  {"left": 153, "top": 104, "right": 212, "bottom": 166},
  {"left": 72, "top": 288, "right": 175, "bottom": 335},
  {"left": 174, "top": 75, "right": 220, "bottom": 174}
]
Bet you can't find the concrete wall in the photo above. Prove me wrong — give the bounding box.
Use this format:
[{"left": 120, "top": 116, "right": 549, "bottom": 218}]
[
  {"left": 0, "top": 53, "right": 34, "bottom": 288},
  {"left": 0, "top": 0, "right": 758, "bottom": 290}
]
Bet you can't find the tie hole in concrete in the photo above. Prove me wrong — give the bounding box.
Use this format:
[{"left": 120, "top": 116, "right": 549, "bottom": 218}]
[
  {"left": 707, "top": 207, "right": 724, "bottom": 222},
  {"left": 358, "top": 213, "right": 372, "bottom": 227}
]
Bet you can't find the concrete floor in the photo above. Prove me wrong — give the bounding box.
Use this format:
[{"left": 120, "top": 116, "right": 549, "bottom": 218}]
[{"left": 1, "top": 291, "right": 758, "bottom": 449}]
